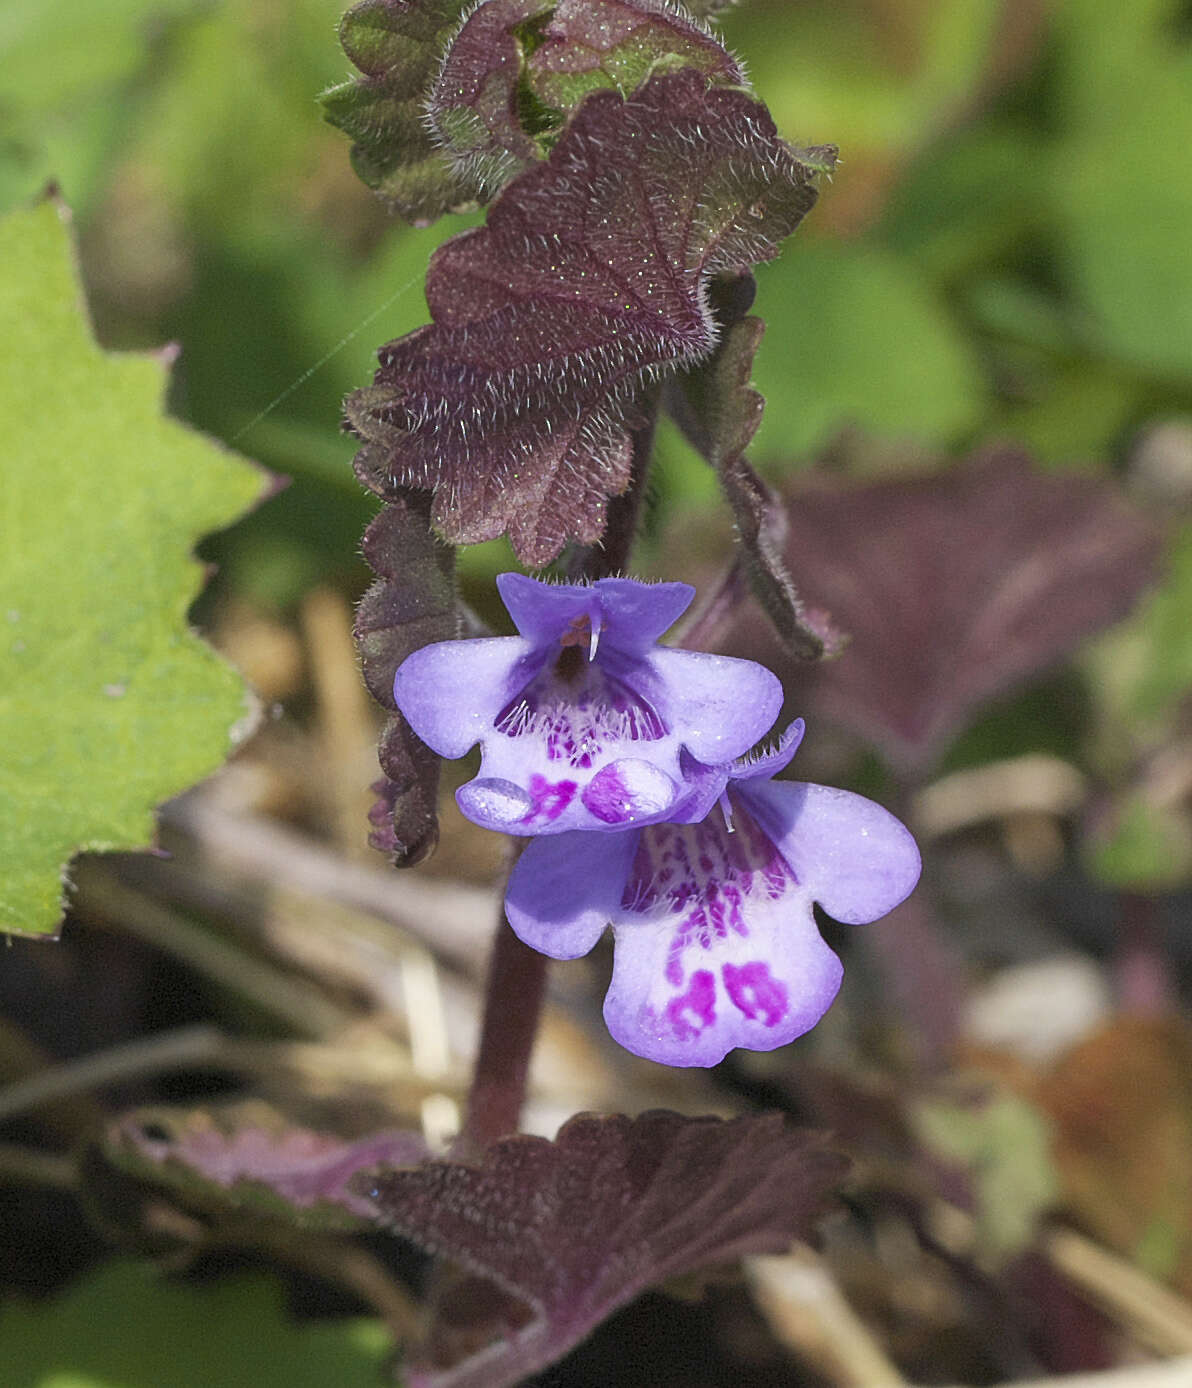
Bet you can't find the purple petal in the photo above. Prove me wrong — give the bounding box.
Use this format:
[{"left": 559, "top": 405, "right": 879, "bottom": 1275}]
[
  {"left": 394, "top": 637, "right": 536, "bottom": 758},
  {"left": 496, "top": 572, "right": 694, "bottom": 650},
  {"left": 644, "top": 648, "right": 784, "bottom": 763},
  {"left": 739, "top": 780, "right": 921, "bottom": 924},
  {"left": 605, "top": 886, "right": 843, "bottom": 1069},
  {"left": 505, "top": 831, "right": 638, "bottom": 959},
  {"left": 603, "top": 812, "right": 843, "bottom": 1066}
]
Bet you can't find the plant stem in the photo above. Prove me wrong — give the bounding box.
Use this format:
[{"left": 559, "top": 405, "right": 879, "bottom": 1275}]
[
  {"left": 457, "top": 395, "right": 663, "bottom": 1154},
  {"left": 457, "top": 890, "right": 549, "bottom": 1156}
]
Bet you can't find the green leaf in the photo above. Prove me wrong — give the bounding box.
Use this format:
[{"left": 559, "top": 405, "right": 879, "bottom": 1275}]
[
  {"left": 321, "top": 0, "right": 475, "bottom": 223},
  {"left": 0, "top": 198, "right": 261, "bottom": 938},
  {"left": 1052, "top": 0, "right": 1192, "bottom": 376},
  {"left": 912, "top": 1086, "right": 1058, "bottom": 1265},
  {"left": 0, "top": 1259, "right": 391, "bottom": 1388},
  {"left": 0, "top": 0, "right": 202, "bottom": 212},
  {"left": 749, "top": 241, "right": 985, "bottom": 462}
]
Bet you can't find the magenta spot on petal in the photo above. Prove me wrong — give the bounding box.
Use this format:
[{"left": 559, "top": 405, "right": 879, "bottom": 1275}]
[
  {"left": 723, "top": 961, "right": 788, "bottom": 1027},
  {"left": 665, "top": 969, "right": 716, "bottom": 1039},
  {"left": 520, "top": 774, "right": 577, "bottom": 824}
]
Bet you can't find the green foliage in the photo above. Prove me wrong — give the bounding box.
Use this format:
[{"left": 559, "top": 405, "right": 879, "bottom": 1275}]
[
  {"left": 0, "top": 1260, "right": 391, "bottom": 1387},
  {"left": 0, "top": 0, "right": 202, "bottom": 210},
  {"left": 1052, "top": 0, "right": 1192, "bottom": 376},
  {"left": 751, "top": 242, "right": 984, "bottom": 461},
  {"left": 0, "top": 199, "right": 260, "bottom": 937},
  {"left": 912, "top": 1088, "right": 1059, "bottom": 1265},
  {"left": 321, "top": 0, "right": 473, "bottom": 221},
  {"left": 1083, "top": 522, "right": 1192, "bottom": 890},
  {"left": 720, "top": 0, "right": 1004, "bottom": 164}
]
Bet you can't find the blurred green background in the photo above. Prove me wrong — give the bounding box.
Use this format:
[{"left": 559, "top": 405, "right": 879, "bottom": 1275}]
[{"left": 6, "top": 0, "right": 1191, "bottom": 607}]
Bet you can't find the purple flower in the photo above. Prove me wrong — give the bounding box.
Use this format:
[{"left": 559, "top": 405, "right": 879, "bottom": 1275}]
[
  {"left": 393, "top": 573, "right": 783, "bottom": 835},
  {"left": 504, "top": 722, "right": 921, "bottom": 1066}
]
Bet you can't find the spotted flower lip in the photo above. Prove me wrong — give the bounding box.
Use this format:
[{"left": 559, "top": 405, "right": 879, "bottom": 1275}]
[
  {"left": 393, "top": 573, "right": 784, "bottom": 835},
  {"left": 504, "top": 720, "right": 922, "bottom": 1066}
]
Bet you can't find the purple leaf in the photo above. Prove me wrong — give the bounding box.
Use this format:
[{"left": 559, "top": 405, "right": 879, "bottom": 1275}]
[
  {"left": 666, "top": 272, "right": 845, "bottom": 662},
  {"left": 106, "top": 1106, "right": 428, "bottom": 1229},
  {"left": 322, "top": 0, "right": 475, "bottom": 222},
  {"left": 427, "top": 0, "right": 747, "bottom": 197},
  {"left": 356, "top": 491, "right": 459, "bottom": 865},
  {"left": 722, "top": 448, "right": 1164, "bottom": 778},
  {"left": 424, "top": 0, "right": 542, "bottom": 198},
  {"left": 356, "top": 1108, "right": 847, "bottom": 1387},
  {"left": 347, "top": 70, "right": 833, "bottom": 566}
]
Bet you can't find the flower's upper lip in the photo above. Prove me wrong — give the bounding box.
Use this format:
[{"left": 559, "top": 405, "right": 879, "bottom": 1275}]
[{"left": 496, "top": 573, "right": 695, "bottom": 653}]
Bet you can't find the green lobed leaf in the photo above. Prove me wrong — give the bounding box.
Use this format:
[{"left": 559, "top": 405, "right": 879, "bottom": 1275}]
[
  {"left": 0, "top": 198, "right": 261, "bottom": 938},
  {"left": 0, "top": 1259, "right": 391, "bottom": 1387}
]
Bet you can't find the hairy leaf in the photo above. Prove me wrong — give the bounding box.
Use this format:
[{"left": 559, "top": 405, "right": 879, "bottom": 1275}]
[
  {"left": 105, "top": 1103, "right": 427, "bottom": 1230},
  {"left": 0, "top": 199, "right": 261, "bottom": 938},
  {"left": 321, "top": 0, "right": 474, "bottom": 222},
  {"left": 356, "top": 491, "right": 459, "bottom": 865},
  {"left": 526, "top": 0, "right": 744, "bottom": 107},
  {"left": 720, "top": 448, "right": 1162, "bottom": 777},
  {"left": 427, "top": 0, "right": 746, "bottom": 197},
  {"left": 667, "top": 272, "right": 843, "bottom": 662},
  {"left": 679, "top": 0, "right": 739, "bottom": 16},
  {"left": 348, "top": 69, "right": 832, "bottom": 565},
  {"left": 357, "top": 1108, "right": 846, "bottom": 1387}
]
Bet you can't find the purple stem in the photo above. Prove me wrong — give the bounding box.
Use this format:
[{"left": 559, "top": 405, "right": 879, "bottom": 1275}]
[{"left": 458, "top": 895, "right": 549, "bottom": 1155}]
